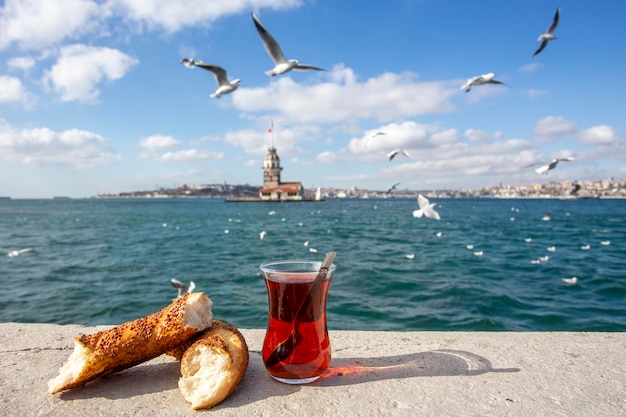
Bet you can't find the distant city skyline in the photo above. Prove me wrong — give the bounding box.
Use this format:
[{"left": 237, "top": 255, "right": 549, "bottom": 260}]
[{"left": 1, "top": 1, "right": 625, "bottom": 198}]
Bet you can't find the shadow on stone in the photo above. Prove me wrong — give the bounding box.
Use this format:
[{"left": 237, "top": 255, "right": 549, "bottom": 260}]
[
  {"left": 317, "top": 349, "right": 520, "bottom": 386},
  {"left": 59, "top": 361, "right": 180, "bottom": 401}
]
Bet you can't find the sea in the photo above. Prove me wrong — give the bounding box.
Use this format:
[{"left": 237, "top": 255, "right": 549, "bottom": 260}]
[{"left": 0, "top": 197, "right": 624, "bottom": 332}]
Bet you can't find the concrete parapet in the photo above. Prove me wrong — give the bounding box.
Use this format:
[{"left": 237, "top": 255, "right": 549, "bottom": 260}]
[{"left": 1, "top": 323, "right": 624, "bottom": 416}]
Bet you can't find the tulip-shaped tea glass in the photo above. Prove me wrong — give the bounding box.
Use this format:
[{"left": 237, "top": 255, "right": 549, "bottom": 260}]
[{"left": 260, "top": 257, "right": 336, "bottom": 384}]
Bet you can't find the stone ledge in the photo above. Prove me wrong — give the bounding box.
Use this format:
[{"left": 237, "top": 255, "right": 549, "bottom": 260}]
[{"left": 0, "top": 323, "right": 624, "bottom": 417}]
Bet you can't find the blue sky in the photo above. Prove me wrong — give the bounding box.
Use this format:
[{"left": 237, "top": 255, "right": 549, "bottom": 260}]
[{"left": 1, "top": 0, "right": 625, "bottom": 198}]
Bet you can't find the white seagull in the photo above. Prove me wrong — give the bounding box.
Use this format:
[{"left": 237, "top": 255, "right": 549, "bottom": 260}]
[
  {"left": 251, "top": 12, "right": 325, "bottom": 76},
  {"left": 534, "top": 7, "right": 561, "bottom": 57},
  {"left": 562, "top": 276, "right": 578, "bottom": 286},
  {"left": 181, "top": 58, "right": 241, "bottom": 98},
  {"left": 529, "top": 157, "right": 575, "bottom": 175},
  {"left": 170, "top": 278, "right": 196, "bottom": 299},
  {"left": 460, "top": 72, "right": 505, "bottom": 93},
  {"left": 366, "top": 131, "right": 386, "bottom": 147},
  {"left": 387, "top": 148, "right": 410, "bottom": 161},
  {"left": 413, "top": 194, "right": 441, "bottom": 220},
  {"left": 1, "top": 248, "right": 34, "bottom": 257},
  {"left": 259, "top": 230, "right": 267, "bottom": 240}
]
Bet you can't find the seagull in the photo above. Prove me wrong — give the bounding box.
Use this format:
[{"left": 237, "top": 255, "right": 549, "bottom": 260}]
[
  {"left": 405, "top": 254, "right": 415, "bottom": 260},
  {"left": 460, "top": 72, "right": 505, "bottom": 92},
  {"left": 180, "top": 58, "right": 241, "bottom": 98},
  {"left": 534, "top": 7, "right": 561, "bottom": 57},
  {"left": 1, "top": 248, "right": 34, "bottom": 257},
  {"left": 601, "top": 240, "right": 611, "bottom": 246},
  {"left": 259, "top": 230, "right": 267, "bottom": 240},
  {"left": 562, "top": 276, "right": 578, "bottom": 286},
  {"left": 473, "top": 251, "right": 484, "bottom": 257},
  {"left": 529, "top": 157, "right": 575, "bottom": 175},
  {"left": 251, "top": 12, "right": 325, "bottom": 76},
  {"left": 170, "top": 278, "right": 196, "bottom": 299},
  {"left": 542, "top": 212, "right": 551, "bottom": 221},
  {"left": 366, "top": 131, "right": 386, "bottom": 147},
  {"left": 413, "top": 194, "right": 440, "bottom": 220},
  {"left": 525, "top": 238, "right": 533, "bottom": 243},
  {"left": 466, "top": 245, "right": 475, "bottom": 250},
  {"left": 539, "top": 255, "right": 550, "bottom": 262},
  {"left": 547, "top": 246, "right": 556, "bottom": 252},
  {"left": 581, "top": 244, "right": 590, "bottom": 250},
  {"left": 385, "top": 182, "right": 401, "bottom": 194},
  {"left": 387, "top": 148, "right": 409, "bottom": 161}
]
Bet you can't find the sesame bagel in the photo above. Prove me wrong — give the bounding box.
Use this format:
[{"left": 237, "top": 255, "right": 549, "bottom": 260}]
[{"left": 48, "top": 292, "right": 213, "bottom": 394}]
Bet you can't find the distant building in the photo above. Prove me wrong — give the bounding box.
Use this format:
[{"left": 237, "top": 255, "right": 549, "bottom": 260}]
[{"left": 258, "top": 146, "right": 304, "bottom": 201}]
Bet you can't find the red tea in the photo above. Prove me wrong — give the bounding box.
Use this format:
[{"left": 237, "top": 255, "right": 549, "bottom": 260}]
[{"left": 262, "top": 275, "right": 331, "bottom": 382}]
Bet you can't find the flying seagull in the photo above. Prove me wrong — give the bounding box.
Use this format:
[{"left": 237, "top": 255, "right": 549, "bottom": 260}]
[
  {"left": 413, "top": 194, "right": 440, "bottom": 220},
  {"left": 460, "top": 73, "right": 505, "bottom": 93},
  {"left": 528, "top": 157, "right": 574, "bottom": 175},
  {"left": 366, "top": 131, "right": 386, "bottom": 147},
  {"left": 1, "top": 248, "right": 34, "bottom": 257},
  {"left": 251, "top": 12, "right": 325, "bottom": 76},
  {"left": 385, "top": 182, "right": 401, "bottom": 194},
  {"left": 533, "top": 7, "right": 560, "bottom": 57},
  {"left": 170, "top": 278, "right": 196, "bottom": 299},
  {"left": 387, "top": 148, "right": 409, "bottom": 161},
  {"left": 180, "top": 58, "right": 241, "bottom": 98}
]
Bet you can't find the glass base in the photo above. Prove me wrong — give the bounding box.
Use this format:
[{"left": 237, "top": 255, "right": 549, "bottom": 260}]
[{"left": 270, "top": 375, "right": 321, "bottom": 385}]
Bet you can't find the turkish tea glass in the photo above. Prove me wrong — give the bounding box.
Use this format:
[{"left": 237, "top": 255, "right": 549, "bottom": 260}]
[{"left": 259, "top": 260, "right": 335, "bottom": 384}]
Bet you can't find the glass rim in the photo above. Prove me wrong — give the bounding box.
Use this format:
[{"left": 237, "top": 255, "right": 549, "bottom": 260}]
[{"left": 259, "top": 259, "right": 336, "bottom": 274}]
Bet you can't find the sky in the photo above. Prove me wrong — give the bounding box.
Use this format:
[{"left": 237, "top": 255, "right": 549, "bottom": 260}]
[{"left": 1, "top": 0, "right": 625, "bottom": 198}]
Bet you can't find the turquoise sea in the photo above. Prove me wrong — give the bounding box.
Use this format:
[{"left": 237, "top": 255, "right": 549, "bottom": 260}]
[{"left": 0, "top": 198, "right": 624, "bottom": 331}]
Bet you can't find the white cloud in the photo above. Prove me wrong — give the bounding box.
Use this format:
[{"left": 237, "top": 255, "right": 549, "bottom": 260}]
[
  {"left": 347, "top": 121, "right": 452, "bottom": 156},
  {"left": 42, "top": 44, "right": 138, "bottom": 103},
  {"left": 139, "top": 135, "right": 222, "bottom": 162},
  {"left": 0, "top": 121, "right": 119, "bottom": 167},
  {"left": 0, "top": 75, "right": 34, "bottom": 105},
  {"left": 160, "top": 149, "right": 224, "bottom": 162},
  {"left": 533, "top": 116, "right": 578, "bottom": 139},
  {"left": 579, "top": 125, "right": 617, "bottom": 146},
  {"left": 109, "top": 0, "right": 302, "bottom": 32},
  {"left": 518, "top": 62, "right": 542, "bottom": 73},
  {"left": 232, "top": 65, "right": 458, "bottom": 124},
  {"left": 139, "top": 134, "right": 181, "bottom": 158},
  {"left": 465, "top": 129, "right": 490, "bottom": 141},
  {"left": 526, "top": 89, "right": 548, "bottom": 99},
  {"left": 0, "top": 0, "right": 102, "bottom": 50},
  {"left": 7, "top": 55, "right": 36, "bottom": 71}
]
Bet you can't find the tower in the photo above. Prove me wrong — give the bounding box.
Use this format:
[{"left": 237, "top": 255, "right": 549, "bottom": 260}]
[{"left": 263, "top": 146, "right": 282, "bottom": 188}]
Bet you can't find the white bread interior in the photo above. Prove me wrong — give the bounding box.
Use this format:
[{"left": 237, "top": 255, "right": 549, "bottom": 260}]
[{"left": 177, "top": 321, "right": 249, "bottom": 410}]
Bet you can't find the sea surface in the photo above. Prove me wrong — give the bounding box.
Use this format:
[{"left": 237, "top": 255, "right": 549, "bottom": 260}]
[{"left": 1, "top": 197, "right": 624, "bottom": 331}]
